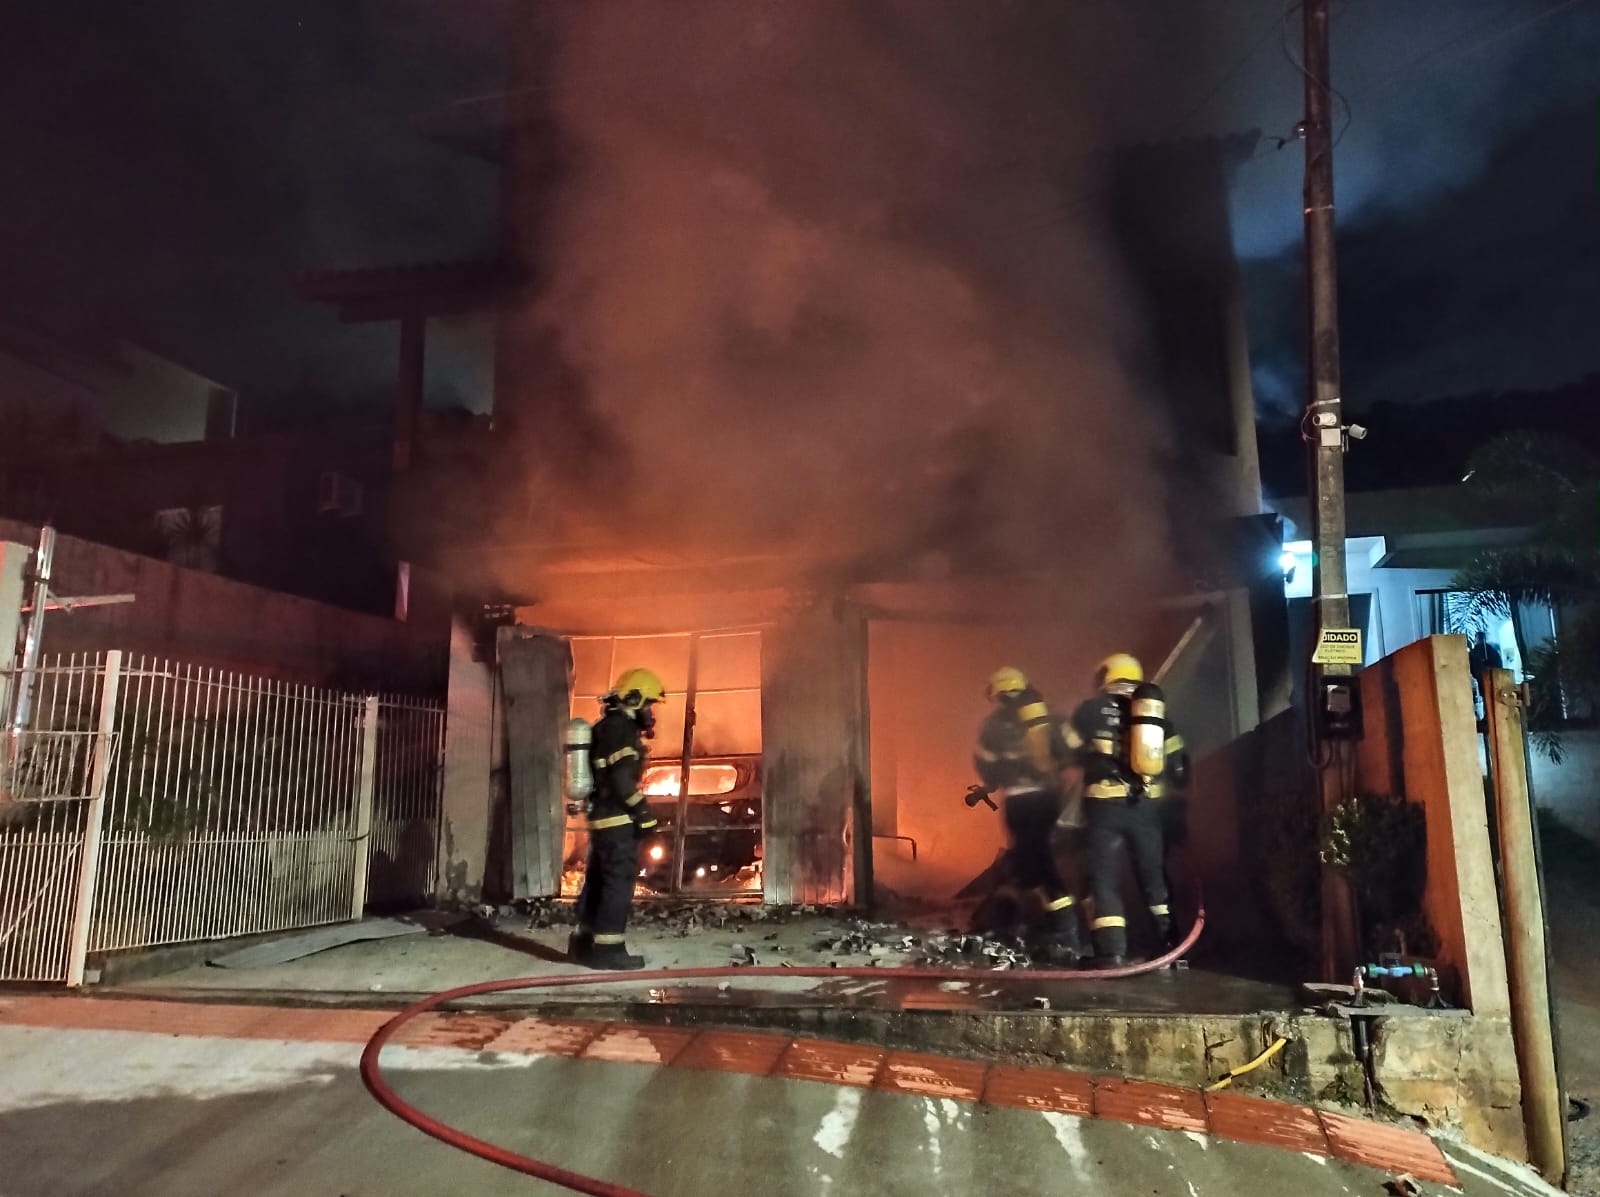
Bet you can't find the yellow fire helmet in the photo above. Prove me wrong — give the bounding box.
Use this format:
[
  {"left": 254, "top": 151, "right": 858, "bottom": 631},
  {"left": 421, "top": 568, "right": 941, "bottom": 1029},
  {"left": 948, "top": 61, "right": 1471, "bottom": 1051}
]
[
  {"left": 611, "top": 667, "right": 667, "bottom": 709},
  {"left": 1094, "top": 653, "right": 1143, "bottom": 690},
  {"left": 987, "top": 666, "right": 1029, "bottom": 700}
]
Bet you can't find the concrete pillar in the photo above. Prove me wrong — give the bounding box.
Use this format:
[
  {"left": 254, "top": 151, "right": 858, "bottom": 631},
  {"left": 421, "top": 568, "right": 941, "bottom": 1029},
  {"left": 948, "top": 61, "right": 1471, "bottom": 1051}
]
[
  {"left": 1484, "top": 667, "right": 1566, "bottom": 1184},
  {"left": 392, "top": 314, "right": 426, "bottom": 473},
  {"left": 0, "top": 541, "right": 29, "bottom": 723},
  {"left": 437, "top": 618, "right": 494, "bottom": 905},
  {"left": 761, "top": 598, "right": 871, "bottom": 907},
  {"left": 1223, "top": 588, "right": 1260, "bottom": 738},
  {"left": 1221, "top": 244, "right": 1264, "bottom": 516}
]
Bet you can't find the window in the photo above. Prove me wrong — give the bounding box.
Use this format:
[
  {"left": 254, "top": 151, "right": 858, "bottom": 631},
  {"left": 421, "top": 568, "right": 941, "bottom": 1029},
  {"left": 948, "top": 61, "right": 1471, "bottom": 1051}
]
[
  {"left": 563, "top": 630, "right": 763, "bottom": 898},
  {"left": 317, "top": 471, "right": 363, "bottom": 517}
]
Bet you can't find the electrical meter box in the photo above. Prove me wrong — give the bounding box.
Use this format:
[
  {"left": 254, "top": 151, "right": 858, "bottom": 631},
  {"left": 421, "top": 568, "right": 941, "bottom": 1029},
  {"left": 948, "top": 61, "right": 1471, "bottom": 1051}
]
[{"left": 1317, "top": 676, "right": 1364, "bottom": 740}]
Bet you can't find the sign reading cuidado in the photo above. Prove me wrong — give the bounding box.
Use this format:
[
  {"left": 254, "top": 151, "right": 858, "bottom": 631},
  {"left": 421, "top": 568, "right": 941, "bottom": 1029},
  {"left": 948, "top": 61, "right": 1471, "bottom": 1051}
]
[{"left": 1313, "top": 628, "right": 1363, "bottom": 665}]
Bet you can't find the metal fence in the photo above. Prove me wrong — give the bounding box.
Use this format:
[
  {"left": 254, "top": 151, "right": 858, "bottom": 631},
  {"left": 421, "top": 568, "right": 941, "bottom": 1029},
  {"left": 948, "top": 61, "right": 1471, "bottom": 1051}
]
[
  {"left": 90, "top": 655, "right": 375, "bottom": 953},
  {"left": 0, "top": 650, "right": 445, "bottom": 985},
  {"left": 368, "top": 695, "right": 446, "bottom": 910},
  {"left": 0, "top": 654, "right": 114, "bottom": 983}
]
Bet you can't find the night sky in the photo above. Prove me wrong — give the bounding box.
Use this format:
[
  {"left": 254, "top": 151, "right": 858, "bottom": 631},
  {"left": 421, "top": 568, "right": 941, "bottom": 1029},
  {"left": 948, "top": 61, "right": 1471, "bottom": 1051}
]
[{"left": 1, "top": 0, "right": 1596, "bottom": 427}]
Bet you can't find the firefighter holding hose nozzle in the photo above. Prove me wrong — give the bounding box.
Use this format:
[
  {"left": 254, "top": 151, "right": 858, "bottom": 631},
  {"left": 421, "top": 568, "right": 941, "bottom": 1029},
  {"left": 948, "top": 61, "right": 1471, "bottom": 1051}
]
[
  {"left": 971, "top": 667, "right": 1084, "bottom": 965},
  {"left": 566, "top": 668, "right": 665, "bottom": 971},
  {"left": 1067, "top": 653, "right": 1190, "bottom": 968}
]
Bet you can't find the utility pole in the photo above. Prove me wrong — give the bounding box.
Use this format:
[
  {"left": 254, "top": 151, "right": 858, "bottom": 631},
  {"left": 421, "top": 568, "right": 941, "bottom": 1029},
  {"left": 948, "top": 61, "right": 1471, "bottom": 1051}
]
[{"left": 1301, "top": 0, "right": 1358, "bottom": 980}]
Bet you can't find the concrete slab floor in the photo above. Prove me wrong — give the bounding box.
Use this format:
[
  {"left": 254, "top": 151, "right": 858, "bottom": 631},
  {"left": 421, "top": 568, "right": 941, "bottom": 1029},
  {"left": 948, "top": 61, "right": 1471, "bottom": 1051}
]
[
  {"left": 0, "top": 1017, "right": 1563, "bottom": 1197},
  {"left": 112, "top": 912, "right": 1302, "bottom": 1017}
]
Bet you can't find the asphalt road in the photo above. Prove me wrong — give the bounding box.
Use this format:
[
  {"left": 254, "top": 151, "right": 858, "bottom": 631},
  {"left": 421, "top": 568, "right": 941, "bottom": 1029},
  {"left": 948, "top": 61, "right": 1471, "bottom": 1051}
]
[{"left": 0, "top": 1022, "right": 1563, "bottom": 1197}]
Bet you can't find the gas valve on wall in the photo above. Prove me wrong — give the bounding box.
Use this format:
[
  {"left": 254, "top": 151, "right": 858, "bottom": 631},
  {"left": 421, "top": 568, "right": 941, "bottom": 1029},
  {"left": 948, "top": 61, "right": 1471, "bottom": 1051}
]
[{"left": 564, "top": 717, "right": 592, "bottom": 816}]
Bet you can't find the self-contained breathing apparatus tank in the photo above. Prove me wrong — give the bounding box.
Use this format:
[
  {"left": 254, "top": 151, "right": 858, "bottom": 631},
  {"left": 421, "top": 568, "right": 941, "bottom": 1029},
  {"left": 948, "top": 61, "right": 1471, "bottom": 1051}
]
[
  {"left": 1128, "top": 681, "right": 1168, "bottom": 781},
  {"left": 563, "top": 717, "right": 593, "bottom": 816}
]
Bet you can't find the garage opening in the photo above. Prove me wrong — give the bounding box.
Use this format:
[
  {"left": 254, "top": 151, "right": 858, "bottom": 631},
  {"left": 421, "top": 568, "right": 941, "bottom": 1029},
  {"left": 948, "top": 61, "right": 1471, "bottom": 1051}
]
[{"left": 561, "top": 629, "right": 764, "bottom": 899}]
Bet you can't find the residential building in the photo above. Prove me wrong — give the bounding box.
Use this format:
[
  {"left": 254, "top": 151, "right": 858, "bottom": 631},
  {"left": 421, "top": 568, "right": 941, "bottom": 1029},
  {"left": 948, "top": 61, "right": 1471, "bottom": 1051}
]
[
  {"left": 1271, "top": 485, "right": 1552, "bottom": 686},
  {"left": 0, "top": 320, "right": 236, "bottom": 448},
  {"left": 415, "top": 115, "right": 1294, "bottom": 925},
  {"left": 0, "top": 424, "right": 400, "bottom": 615},
  {"left": 309, "top": 22, "right": 1299, "bottom": 920}
]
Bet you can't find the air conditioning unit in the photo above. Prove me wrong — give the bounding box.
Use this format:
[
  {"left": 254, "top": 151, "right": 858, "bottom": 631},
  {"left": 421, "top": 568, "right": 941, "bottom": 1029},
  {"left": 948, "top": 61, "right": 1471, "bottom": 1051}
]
[{"left": 317, "top": 471, "right": 363, "bottom": 518}]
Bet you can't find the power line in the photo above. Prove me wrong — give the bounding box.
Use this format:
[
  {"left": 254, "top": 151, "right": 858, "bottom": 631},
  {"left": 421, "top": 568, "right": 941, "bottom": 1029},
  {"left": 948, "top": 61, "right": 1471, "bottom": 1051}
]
[
  {"left": 1343, "top": 0, "right": 1592, "bottom": 103},
  {"left": 1279, "top": 2, "right": 1355, "bottom": 149}
]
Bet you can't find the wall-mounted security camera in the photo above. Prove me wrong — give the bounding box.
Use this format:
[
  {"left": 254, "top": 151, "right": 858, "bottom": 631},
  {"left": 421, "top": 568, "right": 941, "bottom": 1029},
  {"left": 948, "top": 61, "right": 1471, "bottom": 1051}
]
[{"left": 1347, "top": 424, "right": 1368, "bottom": 440}]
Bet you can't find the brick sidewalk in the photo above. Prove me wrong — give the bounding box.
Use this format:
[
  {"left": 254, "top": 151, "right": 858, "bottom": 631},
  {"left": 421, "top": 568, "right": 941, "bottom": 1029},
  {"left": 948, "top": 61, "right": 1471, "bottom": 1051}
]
[{"left": 0, "top": 994, "right": 1457, "bottom": 1186}]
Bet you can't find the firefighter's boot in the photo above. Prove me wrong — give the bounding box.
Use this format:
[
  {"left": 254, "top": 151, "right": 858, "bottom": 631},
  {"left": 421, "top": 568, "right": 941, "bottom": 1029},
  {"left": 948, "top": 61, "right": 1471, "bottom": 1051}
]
[
  {"left": 1035, "top": 901, "right": 1084, "bottom": 966},
  {"left": 567, "top": 929, "right": 593, "bottom": 962},
  {"left": 1091, "top": 919, "right": 1128, "bottom": 968},
  {"left": 1153, "top": 912, "right": 1176, "bottom": 953},
  {"left": 585, "top": 941, "right": 646, "bottom": 971},
  {"left": 1154, "top": 911, "right": 1187, "bottom": 967},
  {"left": 971, "top": 885, "right": 1023, "bottom": 938}
]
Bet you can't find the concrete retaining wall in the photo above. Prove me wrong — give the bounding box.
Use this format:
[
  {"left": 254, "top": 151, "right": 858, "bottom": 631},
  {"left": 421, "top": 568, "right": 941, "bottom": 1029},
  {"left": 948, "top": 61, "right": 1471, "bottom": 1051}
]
[{"left": 515, "top": 994, "right": 1517, "bottom": 1152}]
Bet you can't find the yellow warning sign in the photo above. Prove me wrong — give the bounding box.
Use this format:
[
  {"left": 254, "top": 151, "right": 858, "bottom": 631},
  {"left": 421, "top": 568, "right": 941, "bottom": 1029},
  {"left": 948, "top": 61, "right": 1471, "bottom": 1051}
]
[{"left": 1313, "top": 628, "right": 1363, "bottom": 665}]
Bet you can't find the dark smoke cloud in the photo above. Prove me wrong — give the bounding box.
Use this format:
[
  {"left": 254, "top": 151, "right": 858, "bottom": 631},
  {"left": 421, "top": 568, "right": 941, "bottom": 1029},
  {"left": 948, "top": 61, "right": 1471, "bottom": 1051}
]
[{"left": 495, "top": 0, "right": 1206, "bottom": 606}]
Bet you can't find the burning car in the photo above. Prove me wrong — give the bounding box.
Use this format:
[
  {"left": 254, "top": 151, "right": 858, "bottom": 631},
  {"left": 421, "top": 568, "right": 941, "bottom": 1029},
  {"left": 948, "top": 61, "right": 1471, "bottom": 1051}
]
[{"left": 634, "top": 756, "right": 763, "bottom": 893}]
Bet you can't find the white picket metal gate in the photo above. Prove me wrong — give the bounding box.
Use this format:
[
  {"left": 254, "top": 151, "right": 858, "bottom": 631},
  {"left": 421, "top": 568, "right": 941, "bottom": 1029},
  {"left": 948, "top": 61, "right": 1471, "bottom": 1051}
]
[{"left": 0, "top": 651, "right": 445, "bottom": 985}]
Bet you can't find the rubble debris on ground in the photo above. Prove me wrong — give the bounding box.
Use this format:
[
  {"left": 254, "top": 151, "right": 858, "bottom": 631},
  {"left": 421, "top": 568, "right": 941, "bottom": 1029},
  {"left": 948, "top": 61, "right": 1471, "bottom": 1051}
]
[
  {"left": 494, "top": 897, "right": 1050, "bottom": 971},
  {"left": 514, "top": 897, "right": 848, "bottom": 934}
]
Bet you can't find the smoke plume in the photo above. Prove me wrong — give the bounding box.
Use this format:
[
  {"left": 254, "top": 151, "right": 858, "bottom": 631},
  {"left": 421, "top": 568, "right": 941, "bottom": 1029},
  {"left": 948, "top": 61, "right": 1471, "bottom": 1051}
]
[{"left": 494, "top": 1, "right": 1203, "bottom": 610}]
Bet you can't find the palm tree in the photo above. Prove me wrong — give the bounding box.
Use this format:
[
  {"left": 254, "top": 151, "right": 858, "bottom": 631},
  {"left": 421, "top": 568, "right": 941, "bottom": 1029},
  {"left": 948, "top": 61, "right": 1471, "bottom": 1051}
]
[
  {"left": 1449, "top": 431, "right": 1600, "bottom": 762},
  {"left": 154, "top": 505, "right": 223, "bottom": 573},
  {"left": 1452, "top": 545, "right": 1600, "bottom": 674}
]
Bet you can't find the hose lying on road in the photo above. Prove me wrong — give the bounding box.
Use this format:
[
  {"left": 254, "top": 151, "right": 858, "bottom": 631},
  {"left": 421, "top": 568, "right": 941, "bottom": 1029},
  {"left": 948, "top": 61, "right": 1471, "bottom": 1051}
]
[{"left": 360, "top": 903, "right": 1205, "bottom": 1197}]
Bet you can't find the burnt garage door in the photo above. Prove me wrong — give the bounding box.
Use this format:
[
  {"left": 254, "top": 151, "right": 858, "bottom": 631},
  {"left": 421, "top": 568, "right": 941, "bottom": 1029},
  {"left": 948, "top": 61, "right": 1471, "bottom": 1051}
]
[{"left": 499, "top": 630, "right": 572, "bottom": 900}]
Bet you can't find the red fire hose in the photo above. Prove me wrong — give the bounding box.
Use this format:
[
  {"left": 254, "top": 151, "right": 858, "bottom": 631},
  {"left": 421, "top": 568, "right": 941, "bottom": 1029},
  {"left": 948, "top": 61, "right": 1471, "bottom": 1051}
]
[{"left": 359, "top": 903, "right": 1205, "bottom": 1197}]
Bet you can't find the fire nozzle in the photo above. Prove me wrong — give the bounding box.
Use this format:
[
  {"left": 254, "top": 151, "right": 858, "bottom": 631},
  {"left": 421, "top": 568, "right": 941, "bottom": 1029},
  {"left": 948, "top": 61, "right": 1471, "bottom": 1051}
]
[{"left": 964, "top": 785, "right": 998, "bottom": 812}]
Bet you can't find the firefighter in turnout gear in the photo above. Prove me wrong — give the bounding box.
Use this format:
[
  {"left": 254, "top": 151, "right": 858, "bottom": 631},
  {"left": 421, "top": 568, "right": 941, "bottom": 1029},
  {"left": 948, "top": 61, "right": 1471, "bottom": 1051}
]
[
  {"left": 972, "top": 667, "right": 1084, "bottom": 964},
  {"left": 1066, "top": 653, "right": 1189, "bottom": 967},
  {"left": 569, "top": 668, "right": 665, "bottom": 970}
]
